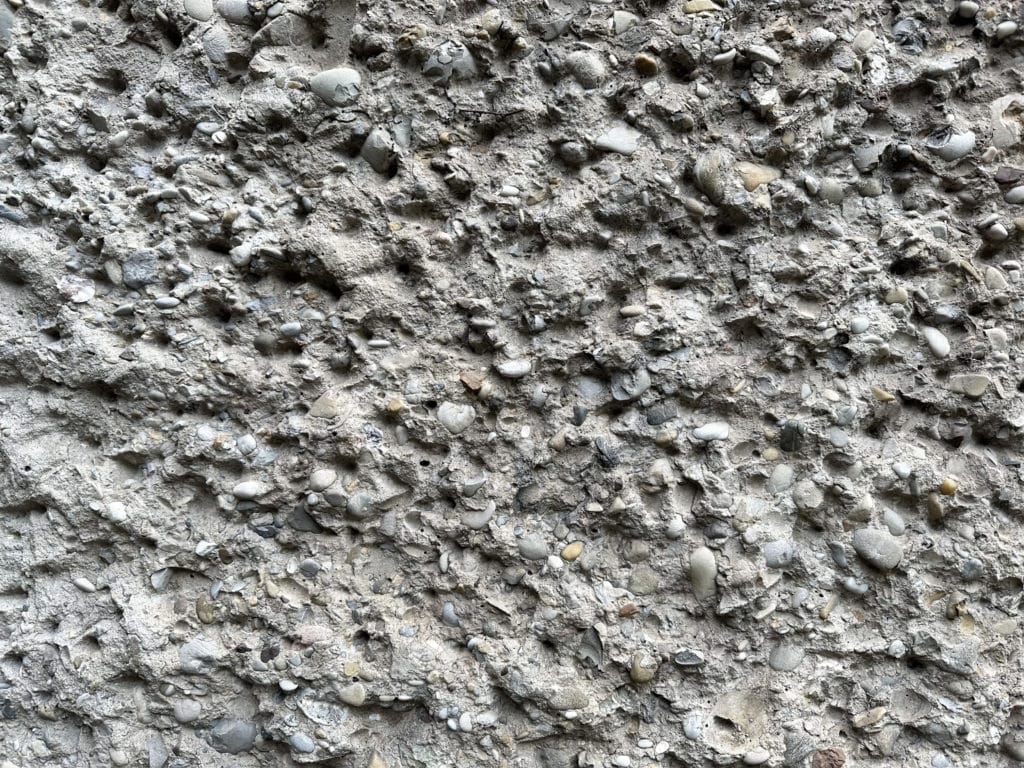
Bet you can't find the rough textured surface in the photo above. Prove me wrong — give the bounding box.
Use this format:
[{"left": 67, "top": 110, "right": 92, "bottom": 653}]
[{"left": 2, "top": 0, "right": 1024, "bottom": 766}]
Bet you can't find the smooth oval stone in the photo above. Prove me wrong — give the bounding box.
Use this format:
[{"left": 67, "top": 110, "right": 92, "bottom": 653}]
[
  {"left": 290, "top": 732, "right": 315, "bottom": 753},
  {"left": 693, "top": 421, "right": 730, "bottom": 441},
  {"left": 518, "top": 535, "right": 548, "bottom": 560},
  {"left": 174, "top": 700, "right": 202, "bottom": 723},
  {"left": 184, "top": 0, "right": 214, "bottom": 21},
  {"left": 763, "top": 540, "right": 794, "bottom": 569},
  {"left": 310, "top": 67, "right": 361, "bottom": 107},
  {"left": 689, "top": 546, "right": 717, "bottom": 599},
  {"left": 346, "top": 491, "right": 374, "bottom": 519},
  {"left": 767, "top": 464, "right": 794, "bottom": 494},
  {"left": 768, "top": 644, "right": 804, "bottom": 672},
  {"left": 852, "top": 528, "right": 904, "bottom": 571},
  {"left": 922, "top": 326, "right": 950, "bottom": 358},
  {"left": 437, "top": 402, "right": 475, "bottom": 434},
  {"left": 1005, "top": 185, "right": 1024, "bottom": 204},
  {"left": 495, "top": 359, "right": 532, "bottom": 378},
  {"left": 215, "top": 0, "right": 250, "bottom": 24},
  {"left": 309, "top": 469, "right": 337, "bottom": 491},
  {"left": 232, "top": 481, "right": 267, "bottom": 500}
]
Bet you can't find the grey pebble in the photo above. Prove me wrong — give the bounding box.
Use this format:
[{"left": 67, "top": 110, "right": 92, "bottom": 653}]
[
  {"left": 173, "top": 700, "right": 202, "bottom": 724},
  {"left": 852, "top": 528, "right": 904, "bottom": 571},
  {"left": 791, "top": 479, "right": 824, "bottom": 511},
  {"left": 518, "top": 535, "right": 548, "bottom": 560},
  {"left": 441, "top": 602, "right": 461, "bottom": 627},
  {"left": 310, "top": 67, "right": 361, "bottom": 107},
  {"left": 338, "top": 682, "right": 366, "bottom": 706},
  {"left": 768, "top": 644, "right": 804, "bottom": 672},
  {"left": 495, "top": 359, "right": 532, "bottom": 378},
  {"left": 762, "top": 540, "right": 794, "bottom": 569},
  {"left": 289, "top": 732, "right": 315, "bottom": 753},
  {"left": 209, "top": 719, "right": 258, "bottom": 754},
  {"left": 437, "top": 402, "right": 475, "bottom": 434}
]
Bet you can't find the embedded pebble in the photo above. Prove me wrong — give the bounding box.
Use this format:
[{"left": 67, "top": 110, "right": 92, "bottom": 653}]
[
  {"left": 209, "top": 720, "right": 258, "bottom": 754},
  {"left": 338, "top": 683, "right": 366, "bottom": 707},
  {"left": 232, "top": 481, "right": 268, "bottom": 500},
  {"left": 763, "top": 540, "right": 794, "bottom": 569},
  {"left": 692, "top": 422, "right": 730, "bottom": 442},
  {"left": 922, "top": 327, "right": 950, "bottom": 358},
  {"left": 494, "top": 360, "right": 532, "bottom": 379},
  {"left": 852, "top": 529, "right": 904, "bottom": 571},
  {"left": 437, "top": 402, "right": 475, "bottom": 434},
  {"left": 689, "top": 547, "right": 717, "bottom": 599},
  {"left": 183, "top": 0, "right": 214, "bottom": 21},
  {"left": 310, "top": 67, "right": 362, "bottom": 107}
]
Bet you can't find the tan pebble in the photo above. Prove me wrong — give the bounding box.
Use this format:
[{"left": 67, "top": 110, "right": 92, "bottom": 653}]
[
  {"left": 386, "top": 398, "right": 404, "bottom": 413},
  {"left": 939, "top": 478, "right": 957, "bottom": 495},
  {"left": 819, "top": 593, "right": 838, "bottom": 620},
  {"left": 196, "top": 594, "right": 215, "bottom": 624},
  {"left": 367, "top": 751, "right": 388, "bottom": 768},
  {"left": 852, "top": 706, "right": 886, "bottom": 729},
  {"left": 561, "top": 541, "right": 584, "bottom": 561},
  {"left": 459, "top": 371, "right": 484, "bottom": 391},
  {"left": 735, "top": 161, "right": 781, "bottom": 191},
  {"left": 762, "top": 447, "right": 779, "bottom": 461},
  {"left": 884, "top": 286, "right": 908, "bottom": 304},
  {"left": 630, "top": 651, "right": 658, "bottom": 683},
  {"left": 871, "top": 385, "right": 895, "bottom": 402}
]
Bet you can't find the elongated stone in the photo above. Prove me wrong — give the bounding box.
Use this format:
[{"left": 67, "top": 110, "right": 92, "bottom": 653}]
[{"left": 689, "top": 546, "right": 717, "bottom": 599}]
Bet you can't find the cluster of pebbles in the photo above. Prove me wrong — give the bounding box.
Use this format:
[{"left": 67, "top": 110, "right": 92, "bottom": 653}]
[{"left": 2, "top": 0, "right": 1024, "bottom": 766}]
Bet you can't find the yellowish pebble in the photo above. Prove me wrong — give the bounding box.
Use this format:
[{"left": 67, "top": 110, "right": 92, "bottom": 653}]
[
  {"left": 871, "top": 385, "right": 895, "bottom": 402},
  {"left": 561, "top": 541, "right": 584, "bottom": 561}
]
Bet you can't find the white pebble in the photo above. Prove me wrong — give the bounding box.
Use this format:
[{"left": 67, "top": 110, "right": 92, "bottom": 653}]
[
  {"left": 692, "top": 422, "right": 730, "bottom": 441},
  {"left": 232, "top": 480, "right": 268, "bottom": 500},
  {"left": 922, "top": 326, "right": 950, "bottom": 358}
]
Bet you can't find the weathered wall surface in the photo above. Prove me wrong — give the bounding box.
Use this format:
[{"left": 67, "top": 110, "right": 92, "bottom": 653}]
[{"left": 1, "top": 0, "right": 1024, "bottom": 766}]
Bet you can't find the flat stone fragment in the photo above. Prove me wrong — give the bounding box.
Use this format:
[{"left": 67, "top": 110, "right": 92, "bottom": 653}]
[
  {"left": 948, "top": 374, "right": 991, "bottom": 398},
  {"left": 735, "top": 161, "right": 781, "bottom": 191},
  {"left": 209, "top": 720, "right": 258, "bottom": 754},
  {"left": 595, "top": 125, "right": 641, "bottom": 155}
]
